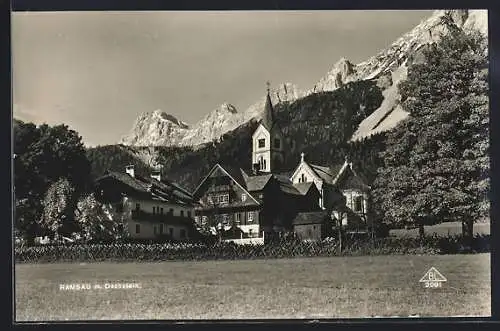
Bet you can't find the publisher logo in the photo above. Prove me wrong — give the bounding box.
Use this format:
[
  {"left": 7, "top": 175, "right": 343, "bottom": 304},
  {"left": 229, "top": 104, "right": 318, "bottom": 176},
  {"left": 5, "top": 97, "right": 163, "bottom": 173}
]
[{"left": 419, "top": 267, "right": 447, "bottom": 288}]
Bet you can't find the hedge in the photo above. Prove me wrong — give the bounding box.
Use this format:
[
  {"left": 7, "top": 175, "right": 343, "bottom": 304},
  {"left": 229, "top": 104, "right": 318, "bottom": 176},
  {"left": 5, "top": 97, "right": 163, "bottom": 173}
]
[{"left": 14, "top": 234, "right": 489, "bottom": 263}]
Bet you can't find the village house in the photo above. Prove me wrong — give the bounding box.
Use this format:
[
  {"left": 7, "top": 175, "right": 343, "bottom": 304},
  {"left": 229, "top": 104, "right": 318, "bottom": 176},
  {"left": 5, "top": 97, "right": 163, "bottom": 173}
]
[
  {"left": 291, "top": 154, "right": 373, "bottom": 235},
  {"left": 94, "top": 165, "right": 197, "bottom": 241},
  {"left": 192, "top": 83, "right": 374, "bottom": 242}
]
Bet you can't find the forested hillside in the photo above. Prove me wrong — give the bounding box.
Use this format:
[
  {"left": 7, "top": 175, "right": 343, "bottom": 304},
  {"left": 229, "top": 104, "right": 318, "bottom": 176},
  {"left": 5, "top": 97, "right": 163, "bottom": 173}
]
[{"left": 87, "top": 79, "right": 384, "bottom": 192}]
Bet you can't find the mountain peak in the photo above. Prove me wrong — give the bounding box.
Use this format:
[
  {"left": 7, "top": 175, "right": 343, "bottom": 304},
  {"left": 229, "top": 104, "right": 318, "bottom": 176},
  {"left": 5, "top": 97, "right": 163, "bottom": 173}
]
[
  {"left": 120, "top": 10, "right": 487, "bottom": 148},
  {"left": 150, "top": 110, "right": 189, "bottom": 128},
  {"left": 311, "top": 9, "right": 487, "bottom": 96},
  {"left": 217, "top": 103, "right": 238, "bottom": 114}
]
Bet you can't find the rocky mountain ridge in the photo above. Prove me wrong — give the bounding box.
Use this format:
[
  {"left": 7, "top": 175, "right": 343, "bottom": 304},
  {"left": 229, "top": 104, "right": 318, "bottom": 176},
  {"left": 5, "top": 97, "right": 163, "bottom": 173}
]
[
  {"left": 120, "top": 9, "right": 488, "bottom": 147},
  {"left": 120, "top": 83, "right": 303, "bottom": 146}
]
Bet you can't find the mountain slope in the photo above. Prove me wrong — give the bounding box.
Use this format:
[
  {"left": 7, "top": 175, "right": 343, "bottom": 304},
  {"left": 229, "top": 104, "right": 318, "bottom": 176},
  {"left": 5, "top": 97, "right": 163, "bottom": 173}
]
[
  {"left": 90, "top": 79, "right": 383, "bottom": 191},
  {"left": 311, "top": 9, "right": 488, "bottom": 141},
  {"left": 119, "top": 9, "right": 487, "bottom": 147}
]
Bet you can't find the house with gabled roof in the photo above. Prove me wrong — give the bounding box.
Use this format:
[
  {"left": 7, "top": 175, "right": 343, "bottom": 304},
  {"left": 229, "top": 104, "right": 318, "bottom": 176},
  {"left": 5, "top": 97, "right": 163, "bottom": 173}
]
[
  {"left": 192, "top": 83, "right": 373, "bottom": 241},
  {"left": 330, "top": 158, "right": 372, "bottom": 230},
  {"left": 291, "top": 152, "right": 373, "bottom": 230},
  {"left": 290, "top": 152, "right": 343, "bottom": 209},
  {"left": 94, "top": 166, "right": 197, "bottom": 241},
  {"left": 192, "top": 163, "right": 321, "bottom": 239}
]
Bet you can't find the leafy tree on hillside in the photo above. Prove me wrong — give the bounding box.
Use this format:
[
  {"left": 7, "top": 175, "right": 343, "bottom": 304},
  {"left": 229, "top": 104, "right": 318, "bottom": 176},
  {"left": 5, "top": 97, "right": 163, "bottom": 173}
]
[
  {"left": 14, "top": 121, "right": 91, "bottom": 241},
  {"left": 75, "top": 193, "right": 128, "bottom": 242},
  {"left": 40, "top": 178, "right": 79, "bottom": 239},
  {"left": 372, "top": 30, "right": 488, "bottom": 240}
]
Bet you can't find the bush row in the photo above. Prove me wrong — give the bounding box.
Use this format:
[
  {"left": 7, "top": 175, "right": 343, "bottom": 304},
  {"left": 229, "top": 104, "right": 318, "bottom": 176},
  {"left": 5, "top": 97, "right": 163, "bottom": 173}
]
[{"left": 15, "top": 234, "right": 490, "bottom": 263}]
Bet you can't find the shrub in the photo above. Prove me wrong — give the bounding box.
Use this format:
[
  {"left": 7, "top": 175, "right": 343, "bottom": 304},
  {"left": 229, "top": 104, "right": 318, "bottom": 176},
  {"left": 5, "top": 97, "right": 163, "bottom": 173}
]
[{"left": 14, "top": 234, "right": 489, "bottom": 263}]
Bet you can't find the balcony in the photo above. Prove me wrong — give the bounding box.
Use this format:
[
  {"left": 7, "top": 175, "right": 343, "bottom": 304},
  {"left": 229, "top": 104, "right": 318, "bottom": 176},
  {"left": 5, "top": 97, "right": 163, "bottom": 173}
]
[{"left": 131, "top": 209, "right": 192, "bottom": 225}]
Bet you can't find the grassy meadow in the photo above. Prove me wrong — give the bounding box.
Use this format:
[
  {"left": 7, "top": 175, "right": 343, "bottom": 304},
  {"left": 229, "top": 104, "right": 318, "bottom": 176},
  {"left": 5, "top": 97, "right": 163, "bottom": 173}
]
[{"left": 15, "top": 253, "right": 490, "bottom": 321}]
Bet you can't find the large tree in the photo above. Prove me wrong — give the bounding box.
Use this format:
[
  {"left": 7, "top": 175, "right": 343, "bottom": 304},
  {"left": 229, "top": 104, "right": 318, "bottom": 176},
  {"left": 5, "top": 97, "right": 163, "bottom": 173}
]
[
  {"left": 75, "top": 193, "right": 129, "bottom": 242},
  {"left": 40, "top": 178, "right": 79, "bottom": 239},
  {"left": 372, "top": 29, "right": 488, "bottom": 240},
  {"left": 14, "top": 121, "right": 91, "bottom": 241}
]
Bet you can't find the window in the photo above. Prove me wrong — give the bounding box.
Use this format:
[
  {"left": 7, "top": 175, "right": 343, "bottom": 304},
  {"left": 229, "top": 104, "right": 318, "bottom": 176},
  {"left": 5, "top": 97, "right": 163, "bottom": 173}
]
[
  {"left": 180, "top": 229, "right": 186, "bottom": 239},
  {"left": 159, "top": 224, "right": 164, "bottom": 234},
  {"left": 135, "top": 224, "right": 140, "bottom": 234},
  {"left": 300, "top": 173, "right": 307, "bottom": 183},
  {"left": 187, "top": 211, "right": 192, "bottom": 218},
  {"left": 264, "top": 159, "right": 267, "bottom": 170},
  {"left": 258, "top": 139, "right": 265, "bottom": 148},
  {"left": 210, "top": 194, "right": 229, "bottom": 205},
  {"left": 181, "top": 210, "right": 184, "bottom": 217},
  {"left": 169, "top": 208, "right": 174, "bottom": 215},
  {"left": 169, "top": 228, "right": 174, "bottom": 236},
  {"left": 248, "top": 228, "right": 253, "bottom": 236},
  {"left": 274, "top": 138, "right": 281, "bottom": 149},
  {"left": 241, "top": 193, "right": 247, "bottom": 202},
  {"left": 153, "top": 206, "right": 156, "bottom": 214},
  {"left": 135, "top": 203, "right": 140, "bottom": 211},
  {"left": 247, "top": 211, "right": 254, "bottom": 223},
  {"left": 160, "top": 207, "right": 164, "bottom": 215},
  {"left": 235, "top": 213, "right": 241, "bottom": 225},
  {"left": 354, "top": 196, "right": 363, "bottom": 212}
]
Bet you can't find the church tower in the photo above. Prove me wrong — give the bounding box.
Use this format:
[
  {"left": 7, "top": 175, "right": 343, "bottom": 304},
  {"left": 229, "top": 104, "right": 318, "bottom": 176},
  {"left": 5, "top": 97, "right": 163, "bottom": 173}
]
[{"left": 251, "top": 82, "right": 285, "bottom": 173}]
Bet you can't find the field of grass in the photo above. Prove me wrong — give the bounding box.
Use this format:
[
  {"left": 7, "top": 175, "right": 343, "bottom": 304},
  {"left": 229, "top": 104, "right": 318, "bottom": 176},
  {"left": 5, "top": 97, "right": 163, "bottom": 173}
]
[
  {"left": 15, "top": 253, "right": 490, "bottom": 321},
  {"left": 389, "top": 221, "right": 490, "bottom": 237}
]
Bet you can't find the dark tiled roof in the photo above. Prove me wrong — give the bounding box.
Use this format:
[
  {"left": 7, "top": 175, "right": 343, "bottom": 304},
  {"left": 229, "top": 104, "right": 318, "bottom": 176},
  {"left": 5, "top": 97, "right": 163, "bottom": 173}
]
[
  {"left": 193, "top": 164, "right": 263, "bottom": 204},
  {"left": 96, "top": 171, "right": 194, "bottom": 205},
  {"left": 308, "top": 163, "right": 333, "bottom": 182},
  {"left": 96, "top": 171, "right": 149, "bottom": 193},
  {"left": 309, "top": 163, "right": 343, "bottom": 183},
  {"left": 329, "top": 164, "right": 344, "bottom": 179},
  {"left": 217, "top": 164, "right": 247, "bottom": 187},
  {"left": 292, "top": 211, "right": 329, "bottom": 225},
  {"left": 293, "top": 181, "right": 315, "bottom": 195},
  {"left": 244, "top": 173, "right": 273, "bottom": 192},
  {"left": 335, "top": 166, "right": 371, "bottom": 191},
  {"left": 273, "top": 174, "right": 302, "bottom": 195}
]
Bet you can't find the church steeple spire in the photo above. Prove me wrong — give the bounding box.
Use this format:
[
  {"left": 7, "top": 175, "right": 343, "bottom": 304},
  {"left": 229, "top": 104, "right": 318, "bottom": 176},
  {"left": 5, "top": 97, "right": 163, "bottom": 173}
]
[
  {"left": 251, "top": 81, "right": 285, "bottom": 173},
  {"left": 262, "top": 81, "right": 275, "bottom": 131}
]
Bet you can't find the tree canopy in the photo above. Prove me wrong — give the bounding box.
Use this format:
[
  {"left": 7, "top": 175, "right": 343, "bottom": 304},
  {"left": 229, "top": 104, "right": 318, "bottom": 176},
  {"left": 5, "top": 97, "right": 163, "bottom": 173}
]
[
  {"left": 372, "top": 30, "right": 488, "bottom": 239},
  {"left": 14, "top": 121, "right": 91, "bottom": 241}
]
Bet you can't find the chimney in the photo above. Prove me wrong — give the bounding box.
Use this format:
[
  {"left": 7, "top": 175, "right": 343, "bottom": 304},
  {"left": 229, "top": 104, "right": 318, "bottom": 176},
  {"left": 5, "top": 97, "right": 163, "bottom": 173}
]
[
  {"left": 151, "top": 169, "right": 161, "bottom": 182},
  {"left": 125, "top": 165, "right": 135, "bottom": 178},
  {"left": 301, "top": 152, "right": 305, "bottom": 163}
]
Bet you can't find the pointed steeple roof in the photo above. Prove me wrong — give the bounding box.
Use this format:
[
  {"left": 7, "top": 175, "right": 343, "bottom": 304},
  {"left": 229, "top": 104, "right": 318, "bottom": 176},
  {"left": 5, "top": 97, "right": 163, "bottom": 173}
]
[{"left": 261, "top": 81, "right": 275, "bottom": 131}]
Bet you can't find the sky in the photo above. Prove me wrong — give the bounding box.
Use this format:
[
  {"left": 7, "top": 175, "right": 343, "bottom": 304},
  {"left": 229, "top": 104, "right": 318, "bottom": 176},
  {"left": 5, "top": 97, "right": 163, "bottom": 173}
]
[{"left": 12, "top": 10, "right": 434, "bottom": 147}]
